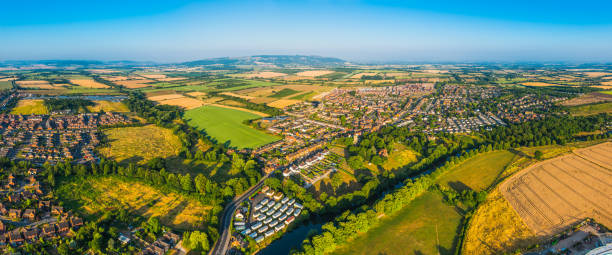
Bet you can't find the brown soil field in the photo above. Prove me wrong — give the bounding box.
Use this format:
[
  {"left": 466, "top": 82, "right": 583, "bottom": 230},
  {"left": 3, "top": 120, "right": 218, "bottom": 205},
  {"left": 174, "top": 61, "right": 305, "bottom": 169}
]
[
  {"left": 244, "top": 71, "right": 287, "bottom": 78},
  {"left": 500, "top": 142, "right": 612, "bottom": 236},
  {"left": 70, "top": 79, "right": 109, "bottom": 88},
  {"left": 295, "top": 70, "right": 334, "bottom": 77},
  {"left": 267, "top": 99, "right": 301, "bottom": 108},
  {"left": 521, "top": 82, "right": 557, "bottom": 87},
  {"left": 560, "top": 92, "right": 612, "bottom": 106},
  {"left": 351, "top": 72, "right": 378, "bottom": 79}
]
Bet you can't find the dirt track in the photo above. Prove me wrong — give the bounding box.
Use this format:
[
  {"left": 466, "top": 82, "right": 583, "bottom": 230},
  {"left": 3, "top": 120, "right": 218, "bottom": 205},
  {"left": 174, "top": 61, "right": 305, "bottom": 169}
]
[{"left": 500, "top": 142, "right": 612, "bottom": 236}]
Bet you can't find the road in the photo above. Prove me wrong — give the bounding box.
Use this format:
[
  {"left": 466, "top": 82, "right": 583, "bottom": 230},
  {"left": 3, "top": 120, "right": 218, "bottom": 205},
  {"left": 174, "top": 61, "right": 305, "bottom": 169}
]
[{"left": 209, "top": 173, "right": 271, "bottom": 255}]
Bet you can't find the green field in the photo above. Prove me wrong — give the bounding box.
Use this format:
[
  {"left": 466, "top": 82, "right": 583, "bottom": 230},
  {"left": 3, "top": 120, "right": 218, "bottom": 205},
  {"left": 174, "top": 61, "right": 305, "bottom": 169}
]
[
  {"left": 331, "top": 191, "right": 463, "bottom": 255},
  {"left": 0, "top": 81, "right": 13, "bottom": 90},
  {"left": 436, "top": 150, "right": 517, "bottom": 192},
  {"left": 184, "top": 105, "right": 279, "bottom": 149},
  {"left": 270, "top": 88, "right": 299, "bottom": 98},
  {"left": 569, "top": 102, "right": 612, "bottom": 116}
]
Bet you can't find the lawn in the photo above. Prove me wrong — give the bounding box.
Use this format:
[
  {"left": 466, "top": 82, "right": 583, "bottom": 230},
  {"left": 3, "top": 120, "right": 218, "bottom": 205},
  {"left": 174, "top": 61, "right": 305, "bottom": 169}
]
[
  {"left": 331, "top": 191, "right": 463, "bottom": 255},
  {"left": 568, "top": 102, "right": 612, "bottom": 116},
  {"left": 436, "top": 150, "right": 517, "bottom": 192},
  {"left": 56, "top": 176, "right": 211, "bottom": 231},
  {"left": 98, "top": 125, "right": 182, "bottom": 164},
  {"left": 11, "top": 99, "right": 49, "bottom": 115},
  {"left": 184, "top": 105, "right": 280, "bottom": 149},
  {"left": 86, "top": 100, "right": 130, "bottom": 112}
]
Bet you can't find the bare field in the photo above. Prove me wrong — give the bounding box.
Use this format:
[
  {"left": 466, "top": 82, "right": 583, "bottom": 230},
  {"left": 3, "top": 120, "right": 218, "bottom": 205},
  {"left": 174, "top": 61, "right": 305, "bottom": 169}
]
[
  {"left": 267, "top": 99, "right": 301, "bottom": 108},
  {"left": 296, "top": 70, "right": 334, "bottom": 77},
  {"left": 561, "top": 92, "right": 612, "bottom": 106},
  {"left": 70, "top": 79, "right": 109, "bottom": 88},
  {"left": 500, "top": 142, "right": 612, "bottom": 236}
]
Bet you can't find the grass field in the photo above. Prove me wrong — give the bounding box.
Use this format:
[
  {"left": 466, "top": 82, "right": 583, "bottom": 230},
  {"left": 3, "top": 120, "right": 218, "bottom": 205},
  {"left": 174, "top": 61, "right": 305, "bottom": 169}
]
[
  {"left": 436, "top": 150, "right": 517, "bottom": 192},
  {"left": 56, "top": 176, "right": 211, "bottom": 230},
  {"left": 86, "top": 100, "right": 129, "bottom": 112},
  {"left": 98, "top": 125, "right": 182, "bottom": 164},
  {"left": 331, "top": 191, "right": 463, "bottom": 255},
  {"left": 11, "top": 99, "right": 49, "bottom": 114},
  {"left": 381, "top": 144, "right": 419, "bottom": 171},
  {"left": 568, "top": 102, "right": 612, "bottom": 116},
  {"left": 184, "top": 105, "right": 279, "bottom": 149}
]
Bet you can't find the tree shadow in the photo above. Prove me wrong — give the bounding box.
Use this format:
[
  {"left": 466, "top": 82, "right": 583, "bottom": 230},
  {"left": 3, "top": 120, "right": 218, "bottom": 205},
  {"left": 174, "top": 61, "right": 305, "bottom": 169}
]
[
  {"left": 448, "top": 181, "right": 471, "bottom": 193},
  {"left": 118, "top": 155, "right": 144, "bottom": 165}
]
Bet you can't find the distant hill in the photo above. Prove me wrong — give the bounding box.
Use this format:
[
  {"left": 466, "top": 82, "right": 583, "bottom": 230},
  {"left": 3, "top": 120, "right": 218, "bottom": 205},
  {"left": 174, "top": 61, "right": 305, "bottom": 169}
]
[
  {"left": 182, "top": 55, "right": 346, "bottom": 67},
  {"left": 0, "top": 60, "right": 157, "bottom": 68}
]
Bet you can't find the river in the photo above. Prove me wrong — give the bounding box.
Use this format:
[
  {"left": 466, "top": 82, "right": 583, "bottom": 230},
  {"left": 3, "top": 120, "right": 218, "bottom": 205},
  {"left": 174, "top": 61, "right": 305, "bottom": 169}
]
[{"left": 257, "top": 222, "right": 322, "bottom": 255}]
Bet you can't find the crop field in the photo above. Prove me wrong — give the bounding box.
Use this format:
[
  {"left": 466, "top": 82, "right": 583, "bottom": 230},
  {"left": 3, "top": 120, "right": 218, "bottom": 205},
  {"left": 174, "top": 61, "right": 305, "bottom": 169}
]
[
  {"left": 463, "top": 189, "right": 536, "bottom": 255},
  {"left": 521, "top": 82, "right": 557, "bottom": 87},
  {"left": 86, "top": 100, "right": 129, "bottom": 112},
  {"left": 269, "top": 88, "right": 300, "bottom": 98},
  {"left": 331, "top": 191, "right": 463, "bottom": 255},
  {"left": 267, "top": 99, "right": 301, "bottom": 108},
  {"left": 114, "top": 79, "right": 155, "bottom": 88},
  {"left": 500, "top": 142, "right": 612, "bottom": 236},
  {"left": 70, "top": 79, "right": 109, "bottom": 88},
  {"left": 184, "top": 105, "right": 279, "bottom": 148},
  {"left": 148, "top": 93, "right": 205, "bottom": 109},
  {"left": 98, "top": 125, "right": 182, "bottom": 164},
  {"left": 57, "top": 177, "right": 211, "bottom": 230},
  {"left": 295, "top": 70, "right": 335, "bottom": 77},
  {"left": 11, "top": 99, "right": 49, "bottom": 114},
  {"left": 242, "top": 71, "right": 287, "bottom": 78},
  {"left": 436, "top": 150, "right": 517, "bottom": 191},
  {"left": 16, "top": 80, "right": 57, "bottom": 89}
]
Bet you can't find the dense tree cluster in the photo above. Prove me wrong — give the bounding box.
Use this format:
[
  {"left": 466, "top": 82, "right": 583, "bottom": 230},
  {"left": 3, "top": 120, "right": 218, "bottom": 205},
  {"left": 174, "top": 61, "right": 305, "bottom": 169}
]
[{"left": 44, "top": 98, "right": 95, "bottom": 112}]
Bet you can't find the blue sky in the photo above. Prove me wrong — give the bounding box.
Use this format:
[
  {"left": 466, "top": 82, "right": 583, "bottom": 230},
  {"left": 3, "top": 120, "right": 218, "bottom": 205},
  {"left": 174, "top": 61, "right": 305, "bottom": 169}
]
[{"left": 1, "top": 0, "right": 612, "bottom": 62}]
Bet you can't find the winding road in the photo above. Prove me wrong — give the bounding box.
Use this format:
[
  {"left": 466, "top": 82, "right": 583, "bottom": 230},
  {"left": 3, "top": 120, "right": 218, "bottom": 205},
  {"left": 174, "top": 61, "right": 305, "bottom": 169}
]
[{"left": 209, "top": 173, "right": 271, "bottom": 255}]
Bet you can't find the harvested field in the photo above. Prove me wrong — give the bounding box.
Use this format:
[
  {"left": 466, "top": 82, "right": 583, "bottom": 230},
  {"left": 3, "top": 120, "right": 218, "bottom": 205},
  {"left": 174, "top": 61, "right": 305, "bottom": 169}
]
[
  {"left": 86, "top": 69, "right": 119, "bottom": 74},
  {"left": 148, "top": 94, "right": 185, "bottom": 101},
  {"left": 102, "top": 76, "right": 129, "bottom": 81},
  {"left": 281, "top": 76, "right": 315, "bottom": 81},
  {"left": 86, "top": 100, "right": 129, "bottom": 112},
  {"left": 582, "top": 72, "right": 612, "bottom": 77},
  {"left": 351, "top": 72, "right": 378, "bottom": 79},
  {"left": 463, "top": 189, "right": 536, "bottom": 255},
  {"left": 140, "top": 74, "right": 167, "bottom": 79},
  {"left": 295, "top": 70, "right": 334, "bottom": 77},
  {"left": 220, "top": 92, "right": 254, "bottom": 99},
  {"left": 150, "top": 94, "right": 205, "bottom": 109},
  {"left": 244, "top": 71, "right": 287, "bottom": 78},
  {"left": 0, "top": 77, "right": 17, "bottom": 81},
  {"left": 500, "top": 142, "right": 612, "bottom": 236},
  {"left": 70, "top": 79, "right": 109, "bottom": 88},
  {"left": 186, "top": 91, "right": 207, "bottom": 97},
  {"left": 115, "top": 79, "right": 155, "bottom": 88},
  {"left": 521, "top": 82, "right": 557, "bottom": 87},
  {"left": 16, "top": 80, "right": 56, "bottom": 89},
  {"left": 267, "top": 99, "right": 301, "bottom": 108},
  {"left": 560, "top": 92, "right": 612, "bottom": 106}
]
